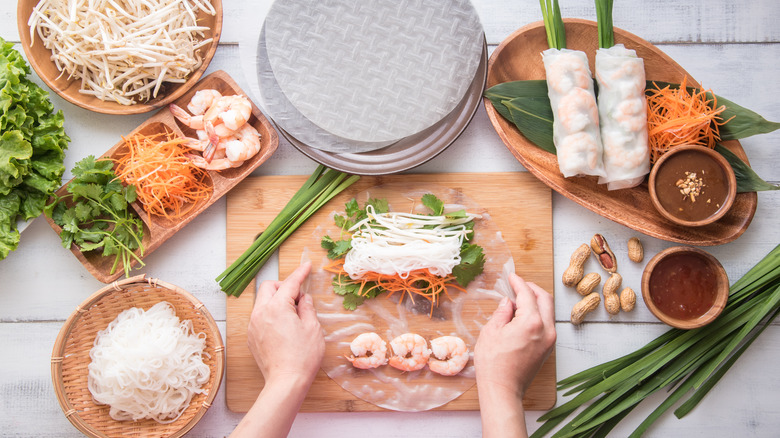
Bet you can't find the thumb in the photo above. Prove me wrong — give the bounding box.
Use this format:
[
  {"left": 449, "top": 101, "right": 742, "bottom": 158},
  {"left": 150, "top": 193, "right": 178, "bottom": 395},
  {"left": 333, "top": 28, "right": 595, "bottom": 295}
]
[
  {"left": 297, "top": 293, "right": 319, "bottom": 324},
  {"left": 486, "top": 297, "right": 514, "bottom": 328}
]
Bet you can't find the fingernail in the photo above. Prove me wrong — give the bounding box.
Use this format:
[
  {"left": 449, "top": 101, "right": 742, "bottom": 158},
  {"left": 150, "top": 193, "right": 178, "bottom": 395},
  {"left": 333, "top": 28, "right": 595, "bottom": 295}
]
[{"left": 500, "top": 297, "right": 510, "bottom": 307}]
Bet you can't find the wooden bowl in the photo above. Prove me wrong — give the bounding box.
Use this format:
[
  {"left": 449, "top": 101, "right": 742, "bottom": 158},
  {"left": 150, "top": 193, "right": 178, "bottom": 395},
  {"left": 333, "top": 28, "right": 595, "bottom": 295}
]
[
  {"left": 17, "top": 0, "right": 223, "bottom": 114},
  {"left": 51, "top": 275, "right": 225, "bottom": 437},
  {"left": 484, "top": 19, "right": 757, "bottom": 246},
  {"left": 43, "top": 70, "right": 279, "bottom": 283},
  {"left": 641, "top": 246, "right": 729, "bottom": 329},
  {"left": 648, "top": 145, "right": 737, "bottom": 227}
]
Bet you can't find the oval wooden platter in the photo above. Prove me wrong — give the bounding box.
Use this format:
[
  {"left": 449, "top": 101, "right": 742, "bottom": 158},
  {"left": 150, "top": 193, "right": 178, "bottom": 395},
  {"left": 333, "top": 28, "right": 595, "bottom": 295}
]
[
  {"left": 44, "top": 70, "right": 279, "bottom": 283},
  {"left": 17, "top": 0, "right": 223, "bottom": 115},
  {"left": 484, "top": 19, "right": 757, "bottom": 246}
]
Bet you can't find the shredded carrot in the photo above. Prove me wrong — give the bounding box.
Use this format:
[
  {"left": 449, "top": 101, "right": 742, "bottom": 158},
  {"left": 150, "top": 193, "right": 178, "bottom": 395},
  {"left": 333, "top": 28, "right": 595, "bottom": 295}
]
[
  {"left": 324, "top": 258, "right": 466, "bottom": 316},
  {"left": 114, "top": 129, "right": 212, "bottom": 220},
  {"left": 646, "top": 76, "right": 734, "bottom": 163}
]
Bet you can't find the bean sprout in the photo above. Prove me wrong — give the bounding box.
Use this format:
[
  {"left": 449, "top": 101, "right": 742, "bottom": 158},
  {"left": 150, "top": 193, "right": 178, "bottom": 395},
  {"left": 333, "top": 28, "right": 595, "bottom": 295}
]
[{"left": 28, "top": 0, "right": 216, "bottom": 105}]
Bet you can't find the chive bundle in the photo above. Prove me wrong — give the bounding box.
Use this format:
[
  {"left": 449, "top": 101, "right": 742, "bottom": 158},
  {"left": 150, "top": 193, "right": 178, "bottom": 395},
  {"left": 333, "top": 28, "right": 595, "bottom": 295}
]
[
  {"left": 217, "top": 165, "right": 359, "bottom": 297},
  {"left": 532, "top": 244, "right": 780, "bottom": 437},
  {"left": 540, "top": 0, "right": 566, "bottom": 50}
]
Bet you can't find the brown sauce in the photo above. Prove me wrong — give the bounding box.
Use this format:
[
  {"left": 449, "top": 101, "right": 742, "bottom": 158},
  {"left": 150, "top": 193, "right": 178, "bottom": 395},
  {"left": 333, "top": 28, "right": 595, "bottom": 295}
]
[
  {"left": 649, "top": 253, "right": 717, "bottom": 319},
  {"left": 654, "top": 149, "right": 729, "bottom": 222}
]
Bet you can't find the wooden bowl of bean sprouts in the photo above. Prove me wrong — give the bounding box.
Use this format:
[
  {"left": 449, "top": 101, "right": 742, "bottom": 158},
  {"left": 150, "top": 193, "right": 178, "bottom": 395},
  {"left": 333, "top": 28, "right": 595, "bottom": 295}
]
[{"left": 17, "top": 0, "right": 223, "bottom": 114}]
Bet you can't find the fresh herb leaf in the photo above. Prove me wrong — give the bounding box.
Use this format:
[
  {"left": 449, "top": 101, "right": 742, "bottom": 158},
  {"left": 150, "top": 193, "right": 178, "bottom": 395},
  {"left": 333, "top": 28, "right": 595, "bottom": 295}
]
[
  {"left": 422, "top": 193, "right": 444, "bottom": 215},
  {"left": 342, "top": 293, "right": 366, "bottom": 311},
  {"left": 321, "top": 235, "right": 352, "bottom": 259},
  {"left": 45, "top": 155, "right": 144, "bottom": 277},
  {"left": 453, "top": 244, "right": 486, "bottom": 287},
  {"left": 344, "top": 198, "right": 360, "bottom": 217}
]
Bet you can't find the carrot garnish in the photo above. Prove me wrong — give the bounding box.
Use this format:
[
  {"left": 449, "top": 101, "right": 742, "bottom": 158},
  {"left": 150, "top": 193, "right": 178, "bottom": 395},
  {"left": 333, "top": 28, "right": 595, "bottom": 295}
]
[
  {"left": 646, "top": 76, "right": 734, "bottom": 163},
  {"left": 325, "top": 258, "right": 465, "bottom": 316},
  {"left": 114, "top": 129, "right": 212, "bottom": 220}
]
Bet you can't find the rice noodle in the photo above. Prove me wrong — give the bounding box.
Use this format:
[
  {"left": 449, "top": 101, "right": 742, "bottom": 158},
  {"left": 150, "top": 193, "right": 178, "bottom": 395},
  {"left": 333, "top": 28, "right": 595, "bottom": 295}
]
[
  {"left": 87, "top": 302, "right": 210, "bottom": 423},
  {"left": 343, "top": 205, "right": 481, "bottom": 279},
  {"left": 28, "top": 0, "right": 216, "bottom": 105}
]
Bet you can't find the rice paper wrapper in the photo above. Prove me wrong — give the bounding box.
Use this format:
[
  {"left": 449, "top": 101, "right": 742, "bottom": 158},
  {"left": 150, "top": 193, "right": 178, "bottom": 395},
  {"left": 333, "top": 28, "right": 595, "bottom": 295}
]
[
  {"left": 542, "top": 48, "right": 606, "bottom": 179},
  {"left": 300, "top": 183, "right": 514, "bottom": 411},
  {"left": 595, "top": 44, "right": 650, "bottom": 190}
]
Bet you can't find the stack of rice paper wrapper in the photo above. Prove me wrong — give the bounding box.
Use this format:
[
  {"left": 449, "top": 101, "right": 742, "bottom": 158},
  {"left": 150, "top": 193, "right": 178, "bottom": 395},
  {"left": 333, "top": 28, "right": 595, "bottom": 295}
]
[{"left": 238, "top": 0, "right": 485, "bottom": 173}]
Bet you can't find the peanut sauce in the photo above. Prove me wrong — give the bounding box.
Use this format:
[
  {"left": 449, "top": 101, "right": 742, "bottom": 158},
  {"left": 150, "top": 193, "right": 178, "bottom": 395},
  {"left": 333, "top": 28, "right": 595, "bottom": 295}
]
[
  {"left": 654, "top": 149, "right": 729, "bottom": 222},
  {"left": 649, "top": 252, "right": 717, "bottom": 319}
]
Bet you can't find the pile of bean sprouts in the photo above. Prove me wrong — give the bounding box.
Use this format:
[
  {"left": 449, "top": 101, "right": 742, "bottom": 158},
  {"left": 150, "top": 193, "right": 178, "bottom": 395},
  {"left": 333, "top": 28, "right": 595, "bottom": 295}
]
[
  {"left": 343, "top": 205, "right": 481, "bottom": 279},
  {"left": 87, "top": 302, "right": 210, "bottom": 423},
  {"left": 28, "top": 0, "right": 216, "bottom": 105}
]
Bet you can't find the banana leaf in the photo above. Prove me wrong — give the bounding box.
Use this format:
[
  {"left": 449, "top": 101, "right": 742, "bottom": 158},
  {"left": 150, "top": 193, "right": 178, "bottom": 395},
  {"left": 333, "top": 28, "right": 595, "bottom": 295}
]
[{"left": 484, "top": 80, "right": 779, "bottom": 192}]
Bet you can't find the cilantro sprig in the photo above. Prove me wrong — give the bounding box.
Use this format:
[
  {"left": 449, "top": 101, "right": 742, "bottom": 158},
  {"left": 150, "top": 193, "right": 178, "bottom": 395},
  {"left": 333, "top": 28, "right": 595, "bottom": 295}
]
[{"left": 44, "top": 156, "right": 145, "bottom": 277}]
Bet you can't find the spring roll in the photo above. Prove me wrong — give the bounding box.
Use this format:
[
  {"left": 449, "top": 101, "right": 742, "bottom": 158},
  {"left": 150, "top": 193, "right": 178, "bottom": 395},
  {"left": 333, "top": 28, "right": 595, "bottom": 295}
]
[
  {"left": 542, "top": 48, "right": 606, "bottom": 179},
  {"left": 595, "top": 44, "right": 649, "bottom": 190}
]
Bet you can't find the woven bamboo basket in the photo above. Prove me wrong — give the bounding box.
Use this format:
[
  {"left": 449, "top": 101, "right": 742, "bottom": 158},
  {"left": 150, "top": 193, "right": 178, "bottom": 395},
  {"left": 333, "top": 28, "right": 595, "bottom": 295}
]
[{"left": 51, "top": 275, "right": 225, "bottom": 437}]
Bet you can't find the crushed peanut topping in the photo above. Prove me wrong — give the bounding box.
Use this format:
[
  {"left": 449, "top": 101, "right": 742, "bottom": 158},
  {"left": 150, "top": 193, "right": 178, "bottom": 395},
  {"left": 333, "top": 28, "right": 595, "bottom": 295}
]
[{"left": 675, "top": 171, "right": 705, "bottom": 203}]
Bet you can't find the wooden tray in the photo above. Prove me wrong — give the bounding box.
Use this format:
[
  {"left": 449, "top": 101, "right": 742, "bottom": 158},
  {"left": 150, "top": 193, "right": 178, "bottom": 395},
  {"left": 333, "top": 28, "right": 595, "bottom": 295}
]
[
  {"left": 44, "top": 70, "right": 278, "bottom": 283},
  {"left": 225, "top": 173, "right": 556, "bottom": 412},
  {"left": 484, "top": 19, "right": 757, "bottom": 246},
  {"left": 17, "top": 0, "right": 223, "bottom": 114}
]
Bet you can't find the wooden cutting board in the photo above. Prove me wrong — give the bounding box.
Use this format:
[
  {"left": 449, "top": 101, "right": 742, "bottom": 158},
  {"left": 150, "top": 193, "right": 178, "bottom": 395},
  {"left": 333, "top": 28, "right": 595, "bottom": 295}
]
[{"left": 225, "top": 173, "right": 555, "bottom": 412}]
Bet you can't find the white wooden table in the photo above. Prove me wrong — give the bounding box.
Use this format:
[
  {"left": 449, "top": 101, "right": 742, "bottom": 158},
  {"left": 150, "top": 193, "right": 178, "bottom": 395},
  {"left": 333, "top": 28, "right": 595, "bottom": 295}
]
[{"left": 1, "top": 1, "right": 779, "bottom": 436}]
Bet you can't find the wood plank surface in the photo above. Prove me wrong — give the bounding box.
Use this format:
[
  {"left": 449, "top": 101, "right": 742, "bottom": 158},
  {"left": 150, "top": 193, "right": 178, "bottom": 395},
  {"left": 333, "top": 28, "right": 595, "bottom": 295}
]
[{"left": 226, "top": 173, "right": 554, "bottom": 412}]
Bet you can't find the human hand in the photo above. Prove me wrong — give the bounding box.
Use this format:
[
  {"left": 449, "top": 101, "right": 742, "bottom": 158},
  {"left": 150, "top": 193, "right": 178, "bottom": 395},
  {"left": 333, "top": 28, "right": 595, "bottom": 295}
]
[
  {"left": 475, "top": 274, "right": 556, "bottom": 401},
  {"left": 247, "top": 262, "right": 325, "bottom": 387}
]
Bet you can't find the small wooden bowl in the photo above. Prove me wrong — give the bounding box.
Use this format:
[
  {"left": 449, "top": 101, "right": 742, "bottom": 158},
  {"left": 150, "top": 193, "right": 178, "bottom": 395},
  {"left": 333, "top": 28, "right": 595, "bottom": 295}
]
[
  {"left": 51, "top": 275, "right": 225, "bottom": 437},
  {"left": 648, "top": 145, "right": 737, "bottom": 227},
  {"left": 17, "top": 0, "right": 222, "bottom": 114},
  {"left": 641, "top": 246, "right": 729, "bottom": 329}
]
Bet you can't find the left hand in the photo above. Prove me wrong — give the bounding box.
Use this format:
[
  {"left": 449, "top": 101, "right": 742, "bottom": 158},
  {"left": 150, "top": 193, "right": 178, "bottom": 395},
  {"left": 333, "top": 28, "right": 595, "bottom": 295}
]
[{"left": 247, "top": 262, "right": 325, "bottom": 386}]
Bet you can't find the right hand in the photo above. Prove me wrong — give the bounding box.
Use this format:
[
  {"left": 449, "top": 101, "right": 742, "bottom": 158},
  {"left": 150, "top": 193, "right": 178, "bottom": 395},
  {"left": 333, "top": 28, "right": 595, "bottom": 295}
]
[
  {"left": 474, "top": 274, "right": 556, "bottom": 400},
  {"left": 247, "top": 262, "right": 325, "bottom": 386}
]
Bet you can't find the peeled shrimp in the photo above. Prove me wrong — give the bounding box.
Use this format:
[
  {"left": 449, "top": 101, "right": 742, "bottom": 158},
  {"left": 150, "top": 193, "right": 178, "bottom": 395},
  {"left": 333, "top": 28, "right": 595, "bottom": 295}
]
[
  {"left": 428, "top": 336, "right": 469, "bottom": 376},
  {"left": 346, "top": 333, "right": 388, "bottom": 370},
  {"left": 186, "top": 154, "right": 245, "bottom": 171},
  {"left": 170, "top": 93, "right": 248, "bottom": 138},
  {"left": 187, "top": 89, "right": 222, "bottom": 115},
  {"left": 203, "top": 95, "right": 252, "bottom": 133},
  {"left": 206, "top": 123, "right": 262, "bottom": 163},
  {"left": 388, "top": 333, "right": 431, "bottom": 372}
]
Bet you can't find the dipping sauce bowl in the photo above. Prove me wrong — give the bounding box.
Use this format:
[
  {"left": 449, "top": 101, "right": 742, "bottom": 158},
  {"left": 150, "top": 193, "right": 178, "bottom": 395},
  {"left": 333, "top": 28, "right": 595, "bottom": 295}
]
[
  {"left": 648, "top": 145, "right": 737, "bottom": 227},
  {"left": 641, "top": 246, "right": 729, "bottom": 329}
]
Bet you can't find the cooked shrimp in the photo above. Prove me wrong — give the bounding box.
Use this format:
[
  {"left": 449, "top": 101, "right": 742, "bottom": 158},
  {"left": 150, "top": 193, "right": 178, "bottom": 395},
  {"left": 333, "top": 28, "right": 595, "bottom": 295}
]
[
  {"left": 557, "top": 87, "right": 599, "bottom": 133},
  {"left": 546, "top": 52, "right": 592, "bottom": 94},
  {"left": 428, "top": 336, "right": 469, "bottom": 376},
  {"left": 613, "top": 98, "right": 647, "bottom": 132},
  {"left": 186, "top": 154, "right": 245, "bottom": 171},
  {"left": 346, "top": 333, "right": 388, "bottom": 370},
  {"left": 225, "top": 124, "right": 262, "bottom": 162},
  {"left": 203, "top": 95, "right": 252, "bottom": 133},
  {"left": 558, "top": 131, "right": 601, "bottom": 173},
  {"left": 170, "top": 103, "right": 236, "bottom": 138},
  {"left": 187, "top": 90, "right": 222, "bottom": 115},
  {"left": 388, "top": 333, "right": 431, "bottom": 372}
]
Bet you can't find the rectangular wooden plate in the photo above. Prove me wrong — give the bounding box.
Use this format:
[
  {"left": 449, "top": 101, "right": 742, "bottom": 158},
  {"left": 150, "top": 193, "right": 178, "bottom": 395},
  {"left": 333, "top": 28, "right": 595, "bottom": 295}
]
[
  {"left": 44, "top": 70, "right": 278, "bottom": 283},
  {"left": 226, "top": 172, "right": 555, "bottom": 412}
]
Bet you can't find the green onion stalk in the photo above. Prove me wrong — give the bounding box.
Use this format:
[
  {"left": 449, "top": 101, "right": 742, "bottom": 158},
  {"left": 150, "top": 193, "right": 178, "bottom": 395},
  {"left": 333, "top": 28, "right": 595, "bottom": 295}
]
[
  {"left": 217, "top": 165, "right": 360, "bottom": 297},
  {"left": 540, "top": 0, "right": 567, "bottom": 50},
  {"left": 532, "top": 244, "right": 780, "bottom": 437},
  {"left": 595, "top": 0, "right": 615, "bottom": 49}
]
